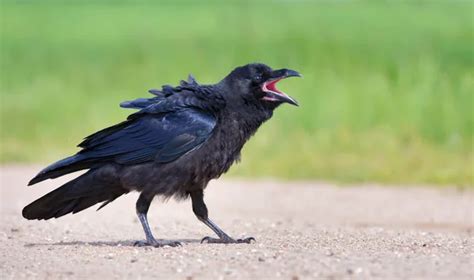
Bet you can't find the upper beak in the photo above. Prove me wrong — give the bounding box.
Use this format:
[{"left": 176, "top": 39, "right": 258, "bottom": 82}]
[
  {"left": 270, "top": 68, "right": 302, "bottom": 80},
  {"left": 262, "top": 68, "right": 301, "bottom": 106}
]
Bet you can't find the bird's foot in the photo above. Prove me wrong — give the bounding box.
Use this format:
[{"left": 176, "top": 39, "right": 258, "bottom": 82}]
[
  {"left": 201, "top": 236, "right": 255, "bottom": 244},
  {"left": 134, "top": 239, "right": 182, "bottom": 248}
]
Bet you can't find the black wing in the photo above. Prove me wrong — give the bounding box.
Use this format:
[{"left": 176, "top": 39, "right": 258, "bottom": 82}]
[
  {"left": 78, "top": 108, "right": 216, "bottom": 165},
  {"left": 28, "top": 76, "right": 217, "bottom": 186}
]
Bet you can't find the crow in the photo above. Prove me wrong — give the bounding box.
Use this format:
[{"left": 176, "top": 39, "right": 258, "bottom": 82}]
[{"left": 23, "top": 63, "right": 300, "bottom": 247}]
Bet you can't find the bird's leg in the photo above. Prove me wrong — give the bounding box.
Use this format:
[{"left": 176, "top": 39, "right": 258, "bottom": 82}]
[
  {"left": 134, "top": 192, "right": 181, "bottom": 247},
  {"left": 190, "top": 190, "right": 255, "bottom": 244}
]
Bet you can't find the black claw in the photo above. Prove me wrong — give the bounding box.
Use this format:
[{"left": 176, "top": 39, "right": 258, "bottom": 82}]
[
  {"left": 200, "top": 236, "right": 255, "bottom": 244},
  {"left": 134, "top": 240, "right": 182, "bottom": 248},
  {"left": 133, "top": 240, "right": 148, "bottom": 247},
  {"left": 236, "top": 237, "right": 255, "bottom": 243},
  {"left": 201, "top": 236, "right": 211, "bottom": 244}
]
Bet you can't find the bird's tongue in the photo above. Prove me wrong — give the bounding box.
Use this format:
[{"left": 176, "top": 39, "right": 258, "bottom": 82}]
[{"left": 265, "top": 78, "right": 283, "bottom": 94}]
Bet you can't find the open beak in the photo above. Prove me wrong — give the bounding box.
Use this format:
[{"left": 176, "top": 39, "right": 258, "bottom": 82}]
[{"left": 261, "top": 68, "right": 301, "bottom": 106}]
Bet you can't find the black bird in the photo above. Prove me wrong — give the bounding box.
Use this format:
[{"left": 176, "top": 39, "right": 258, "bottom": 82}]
[{"left": 23, "top": 63, "right": 300, "bottom": 247}]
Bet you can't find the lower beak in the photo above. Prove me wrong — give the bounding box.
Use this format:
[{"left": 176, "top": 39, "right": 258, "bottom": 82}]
[{"left": 264, "top": 89, "right": 299, "bottom": 106}]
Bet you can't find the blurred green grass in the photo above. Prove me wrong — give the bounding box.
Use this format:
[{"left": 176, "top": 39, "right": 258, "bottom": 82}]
[{"left": 1, "top": 1, "right": 473, "bottom": 186}]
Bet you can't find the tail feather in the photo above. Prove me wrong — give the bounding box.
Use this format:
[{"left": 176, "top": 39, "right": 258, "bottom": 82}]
[
  {"left": 22, "top": 169, "right": 128, "bottom": 220},
  {"left": 28, "top": 154, "right": 92, "bottom": 186}
]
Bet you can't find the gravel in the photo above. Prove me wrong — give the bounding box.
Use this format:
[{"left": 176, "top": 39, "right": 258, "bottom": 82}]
[{"left": 1, "top": 165, "right": 473, "bottom": 279}]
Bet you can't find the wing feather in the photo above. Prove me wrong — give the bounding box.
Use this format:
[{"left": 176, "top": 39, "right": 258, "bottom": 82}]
[{"left": 78, "top": 108, "right": 216, "bottom": 165}]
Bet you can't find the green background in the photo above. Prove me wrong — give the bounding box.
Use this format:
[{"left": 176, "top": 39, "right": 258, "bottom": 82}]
[{"left": 1, "top": 1, "right": 473, "bottom": 186}]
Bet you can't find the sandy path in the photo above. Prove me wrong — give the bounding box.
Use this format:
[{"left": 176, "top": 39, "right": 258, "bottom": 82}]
[{"left": 1, "top": 165, "right": 473, "bottom": 279}]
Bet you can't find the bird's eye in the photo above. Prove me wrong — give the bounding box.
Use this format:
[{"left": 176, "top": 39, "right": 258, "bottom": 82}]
[{"left": 254, "top": 74, "right": 263, "bottom": 82}]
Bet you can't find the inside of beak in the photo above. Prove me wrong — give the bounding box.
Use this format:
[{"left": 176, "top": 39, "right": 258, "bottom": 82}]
[
  {"left": 262, "top": 78, "right": 284, "bottom": 95},
  {"left": 261, "top": 78, "right": 298, "bottom": 106}
]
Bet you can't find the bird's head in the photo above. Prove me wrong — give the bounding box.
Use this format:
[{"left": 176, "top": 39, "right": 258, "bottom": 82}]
[{"left": 220, "top": 63, "right": 301, "bottom": 109}]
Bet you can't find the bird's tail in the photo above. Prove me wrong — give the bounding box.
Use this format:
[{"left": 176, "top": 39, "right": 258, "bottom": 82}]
[
  {"left": 28, "top": 154, "right": 94, "bottom": 186},
  {"left": 22, "top": 169, "right": 128, "bottom": 220}
]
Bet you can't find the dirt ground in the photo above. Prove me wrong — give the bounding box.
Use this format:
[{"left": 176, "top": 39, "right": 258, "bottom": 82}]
[{"left": 0, "top": 165, "right": 473, "bottom": 279}]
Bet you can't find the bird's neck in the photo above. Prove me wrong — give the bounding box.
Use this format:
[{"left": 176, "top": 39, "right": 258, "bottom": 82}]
[
  {"left": 202, "top": 82, "right": 275, "bottom": 144},
  {"left": 216, "top": 105, "right": 273, "bottom": 147}
]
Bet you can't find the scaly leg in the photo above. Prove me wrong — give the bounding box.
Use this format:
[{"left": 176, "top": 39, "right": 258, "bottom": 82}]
[
  {"left": 190, "top": 190, "right": 255, "bottom": 244},
  {"left": 134, "top": 192, "right": 181, "bottom": 247}
]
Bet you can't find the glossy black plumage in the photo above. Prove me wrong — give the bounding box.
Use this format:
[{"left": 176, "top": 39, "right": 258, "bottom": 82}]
[{"left": 23, "top": 63, "right": 300, "bottom": 246}]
